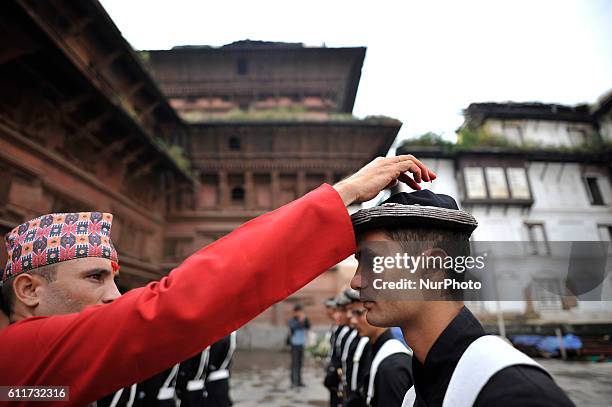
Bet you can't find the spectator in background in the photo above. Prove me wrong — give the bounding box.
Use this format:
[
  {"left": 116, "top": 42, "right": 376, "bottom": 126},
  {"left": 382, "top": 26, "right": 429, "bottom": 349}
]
[{"left": 288, "top": 304, "right": 310, "bottom": 388}]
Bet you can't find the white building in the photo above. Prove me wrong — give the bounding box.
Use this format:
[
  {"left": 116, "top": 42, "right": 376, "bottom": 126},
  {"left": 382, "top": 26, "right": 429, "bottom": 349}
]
[{"left": 398, "top": 91, "right": 612, "bottom": 328}]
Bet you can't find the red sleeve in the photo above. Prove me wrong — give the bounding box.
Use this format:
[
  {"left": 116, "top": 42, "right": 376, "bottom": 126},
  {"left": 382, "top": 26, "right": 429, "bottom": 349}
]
[{"left": 0, "top": 184, "right": 355, "bottom": 406}]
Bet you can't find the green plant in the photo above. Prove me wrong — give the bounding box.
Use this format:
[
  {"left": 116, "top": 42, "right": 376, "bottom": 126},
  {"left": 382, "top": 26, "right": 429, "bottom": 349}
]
[
  {"left": 399, "top": 132, "right": 454, "bottom": 153},
  {"left": 400, "top": 128, "right": 612, "bottom": 157},
  {"left": 167, "top": 144, "right": 191, "bottom": 171},
  {"left": 155, "top": 138, "right": 192, "bottom": 172},
  {"left": 456, "top": 127, "right": 515, "bottom": 149},
  {"left": 137, "top": 51, "right": 150, "bottom": 64}
]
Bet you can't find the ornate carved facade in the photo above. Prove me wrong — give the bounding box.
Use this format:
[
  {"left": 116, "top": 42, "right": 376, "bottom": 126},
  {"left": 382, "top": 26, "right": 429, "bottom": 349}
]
[
  {"left": 145, "top": 42, "right": 401, "bottom": 324},
  {"left": 0, "top": 0, "right": 194, "bottom": 289}
]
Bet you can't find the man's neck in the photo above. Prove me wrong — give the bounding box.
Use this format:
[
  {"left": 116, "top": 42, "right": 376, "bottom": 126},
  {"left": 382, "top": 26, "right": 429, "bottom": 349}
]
[
  {"left": 368, "top": 327, "right": 387, "bottom": 344},
  {"left": 400, "top": 302, "right": 463, "bottom": 363}
]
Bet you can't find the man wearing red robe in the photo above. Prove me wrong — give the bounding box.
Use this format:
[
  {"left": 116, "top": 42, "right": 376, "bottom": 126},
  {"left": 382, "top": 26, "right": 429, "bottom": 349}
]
[{"left": 0, "top": 155, "right": 435, "bottom": 406}]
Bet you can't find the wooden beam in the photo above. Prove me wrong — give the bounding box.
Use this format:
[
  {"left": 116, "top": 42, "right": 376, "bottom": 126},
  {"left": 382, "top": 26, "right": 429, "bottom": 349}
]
[
  {"left": 84, "top": 111, "right": 112, "bottom": 132},
  {"left": 127, "top": 82, "right": 145, "bottom": 98},
  {"left": 0, "top": 46, "right": 36, "bottom": 66},
  {"left": 60, "top": 94, "right": 92, "bottom": 114},
  {"left": 127, "top": 159, "right": 160, "bottom": 180},
  {"left": 101, "top": 137, "right": 132, "bottom": 156},
  {"left": 123, "top": 146, "right": 148, "bottom": 166},
  {"left": 66, "top": 16, "right": 95, "bottom": 37},
  {"left": 98, "top": 50, "right": 123, "bottom": 70},
  {"left": 138, "top": 101, "right": 160, "bottom": 119},
  {"left": 73, "top": 128, "right": 104, "bottom": 149}
]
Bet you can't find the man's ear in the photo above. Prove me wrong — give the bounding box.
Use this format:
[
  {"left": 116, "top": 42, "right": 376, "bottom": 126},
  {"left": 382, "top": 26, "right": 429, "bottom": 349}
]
[
  {"left": 424, "top": 247, "right": 448, "bottom": 259},
  {"left": 12, "top": 273, "right": 44, "bottom": 308},
  {"left": 421, "top": 247, "right": 449, "bottom": 276}
]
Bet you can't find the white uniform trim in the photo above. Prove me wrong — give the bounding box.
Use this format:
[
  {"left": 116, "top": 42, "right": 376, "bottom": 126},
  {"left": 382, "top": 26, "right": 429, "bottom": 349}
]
[
  {"left": 401, "top": 335, "right": 545, "bottom": 407},
  {"left": 341, "top": 330, "right": 359, "bottom": 388},
  {"left": 367, "top": 338, "right": 412, "bottom": 406},
  {"left": 187, "top": 347, "right": 210, "bottom": 391},
  {"left": 126, "top": 384, "right": 137, "bottom": 407},
  {"left": 207, "top": 331, "right": 237, "bottom": 383},
  {"left": 109, "top": 383, "right": 137, "bottom": 406},
  {"left": 157, "top": 363, "right": 180, "bottom": 401},
  {"left": 109, "top": 388, "right": 123, "bottom": 407},
  {"left": 402, "top": 387, "right": 416, "bottom": 407},
  {"left": 335, "top": 326, "right": 350, "bottom": 354},
  {"left": 351, "top": 337, "right": 370, "bottom": 391},
  {"left": 221, "top": 331, "right": 237, "bottom": 370},
  {"left": 207, "top": 369, "right": 230, "bottom": 381}
]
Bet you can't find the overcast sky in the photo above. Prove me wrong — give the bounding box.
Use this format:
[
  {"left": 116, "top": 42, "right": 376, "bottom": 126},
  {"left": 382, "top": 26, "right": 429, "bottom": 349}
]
[{"left": 100, "top": 0, "right": 612, "bottom": 145}]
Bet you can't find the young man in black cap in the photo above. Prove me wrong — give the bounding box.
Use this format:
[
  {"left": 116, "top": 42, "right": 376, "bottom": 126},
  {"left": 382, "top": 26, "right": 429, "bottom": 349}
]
[
  {"left": 345, "top": 288, "right": 412, "bottom": 407},
  {"left": 350, "top": 190, "right": 575, "bottom": 407},
  {"left": 337, "top": 289, "right": 362, "bottom": 405},
  {"left": 342, "top": 292, "right": 372, "bottom": 407},
  {"left": 325, "top": 291, "right": 354, "bottom": 406},
  {"left": 323, "top": 297, "right": 341, "bottom": 406}
]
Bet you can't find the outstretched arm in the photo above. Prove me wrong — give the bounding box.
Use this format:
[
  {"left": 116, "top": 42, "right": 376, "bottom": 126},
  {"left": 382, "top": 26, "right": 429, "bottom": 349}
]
[{"left": 0, "top": 155, "right": 435, "bottom": 406}]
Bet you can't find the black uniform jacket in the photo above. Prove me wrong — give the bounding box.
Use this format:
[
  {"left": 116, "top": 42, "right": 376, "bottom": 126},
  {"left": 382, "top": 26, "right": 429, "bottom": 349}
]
[
  {"left": 411, "top": 307, "right": 575, "bottom": 407},
  {"left": 368, "top": 329, "right": 413, "bottom": 407}
]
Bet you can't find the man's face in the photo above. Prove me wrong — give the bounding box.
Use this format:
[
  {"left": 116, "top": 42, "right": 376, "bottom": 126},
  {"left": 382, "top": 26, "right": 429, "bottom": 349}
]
[
  {"left": 333, "top": 306, "right": 348, "bottom": 325},
  {"left": 351, "top": 229, "right": 425, "bottom": 328},
  {"left": 34, "top": 257, "right": 121, "bottom": 316},
  {"left": 346, "top": 302, "right": 372, "bottom": 337}
]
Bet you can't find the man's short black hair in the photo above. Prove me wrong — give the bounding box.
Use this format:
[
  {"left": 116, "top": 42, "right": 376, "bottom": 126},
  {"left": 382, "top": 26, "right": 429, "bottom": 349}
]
[
  {"left": 388, "top": 227, "right": 470, "bottom": 300},
  {"left": 356, "top": 226, "right": 471, "bottom": 301},
  {"left": 293, "top": 304, "right": 303, "bottom": 312}
]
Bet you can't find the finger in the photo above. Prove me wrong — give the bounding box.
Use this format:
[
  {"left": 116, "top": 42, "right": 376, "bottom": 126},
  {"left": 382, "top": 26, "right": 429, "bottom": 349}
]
[
  {"left": 393, "top": 159, "right": 416, "bottom": 173},
  {"left": 393, "top": 160, "right": 422, "bottom": 183},
  {"left": 398, "top": 155, "right": 431, "bottom": 182},
  {"left": 428, "top": 170, "right": 437, "bottom": 180},
  {"left": 407, "top": 163, "right": 422, "bottom": 183},
  {"left": 398, "top": 172, "right": 421, "bottom": 190}
]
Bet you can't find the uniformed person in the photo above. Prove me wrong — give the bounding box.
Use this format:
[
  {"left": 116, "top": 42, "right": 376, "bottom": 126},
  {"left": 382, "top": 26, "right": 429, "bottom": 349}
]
[
  {"left": 177, "top": 347, "right": 210, "bottom": 406},
  {"left": 98, "top": 368, "right": 176, "bottom": 407},
  {"left": 323, "top": 296, "right": 337, "bottom": 360},
  {"left": 98, "top": 330, "right": 238, "bottom": 407},
  {"left": 342, "top": 289, "right": 372, "bottom": 407},
  {"left": 349, "top": 190, "right": 575, "bottom": 407},
  {"left": 345, "top": 289, "right": 412, "bottom": 406},
  {"left": 0, "top": 155, "right": 436, "bottom": 405},
  {"left": 332, "top": 291, "right": 357, "bottom": 406},
  {"left": 201, "top": 331, "right": 237, "bottom": 406},
  {"left": 324, "top": 290, "right": 356, "bottom": 406},
  {"left": 338, "top": 293, "right": 360, "bottom": 404},
  {"left": 96, "top": 383, "right": 139, "bottom": 407},
  {"left": 323, "top": 297, "right": 341, "bottom": 406},
  {"left": 335, "top": 291, "right": 359, "bottom": 404}
]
